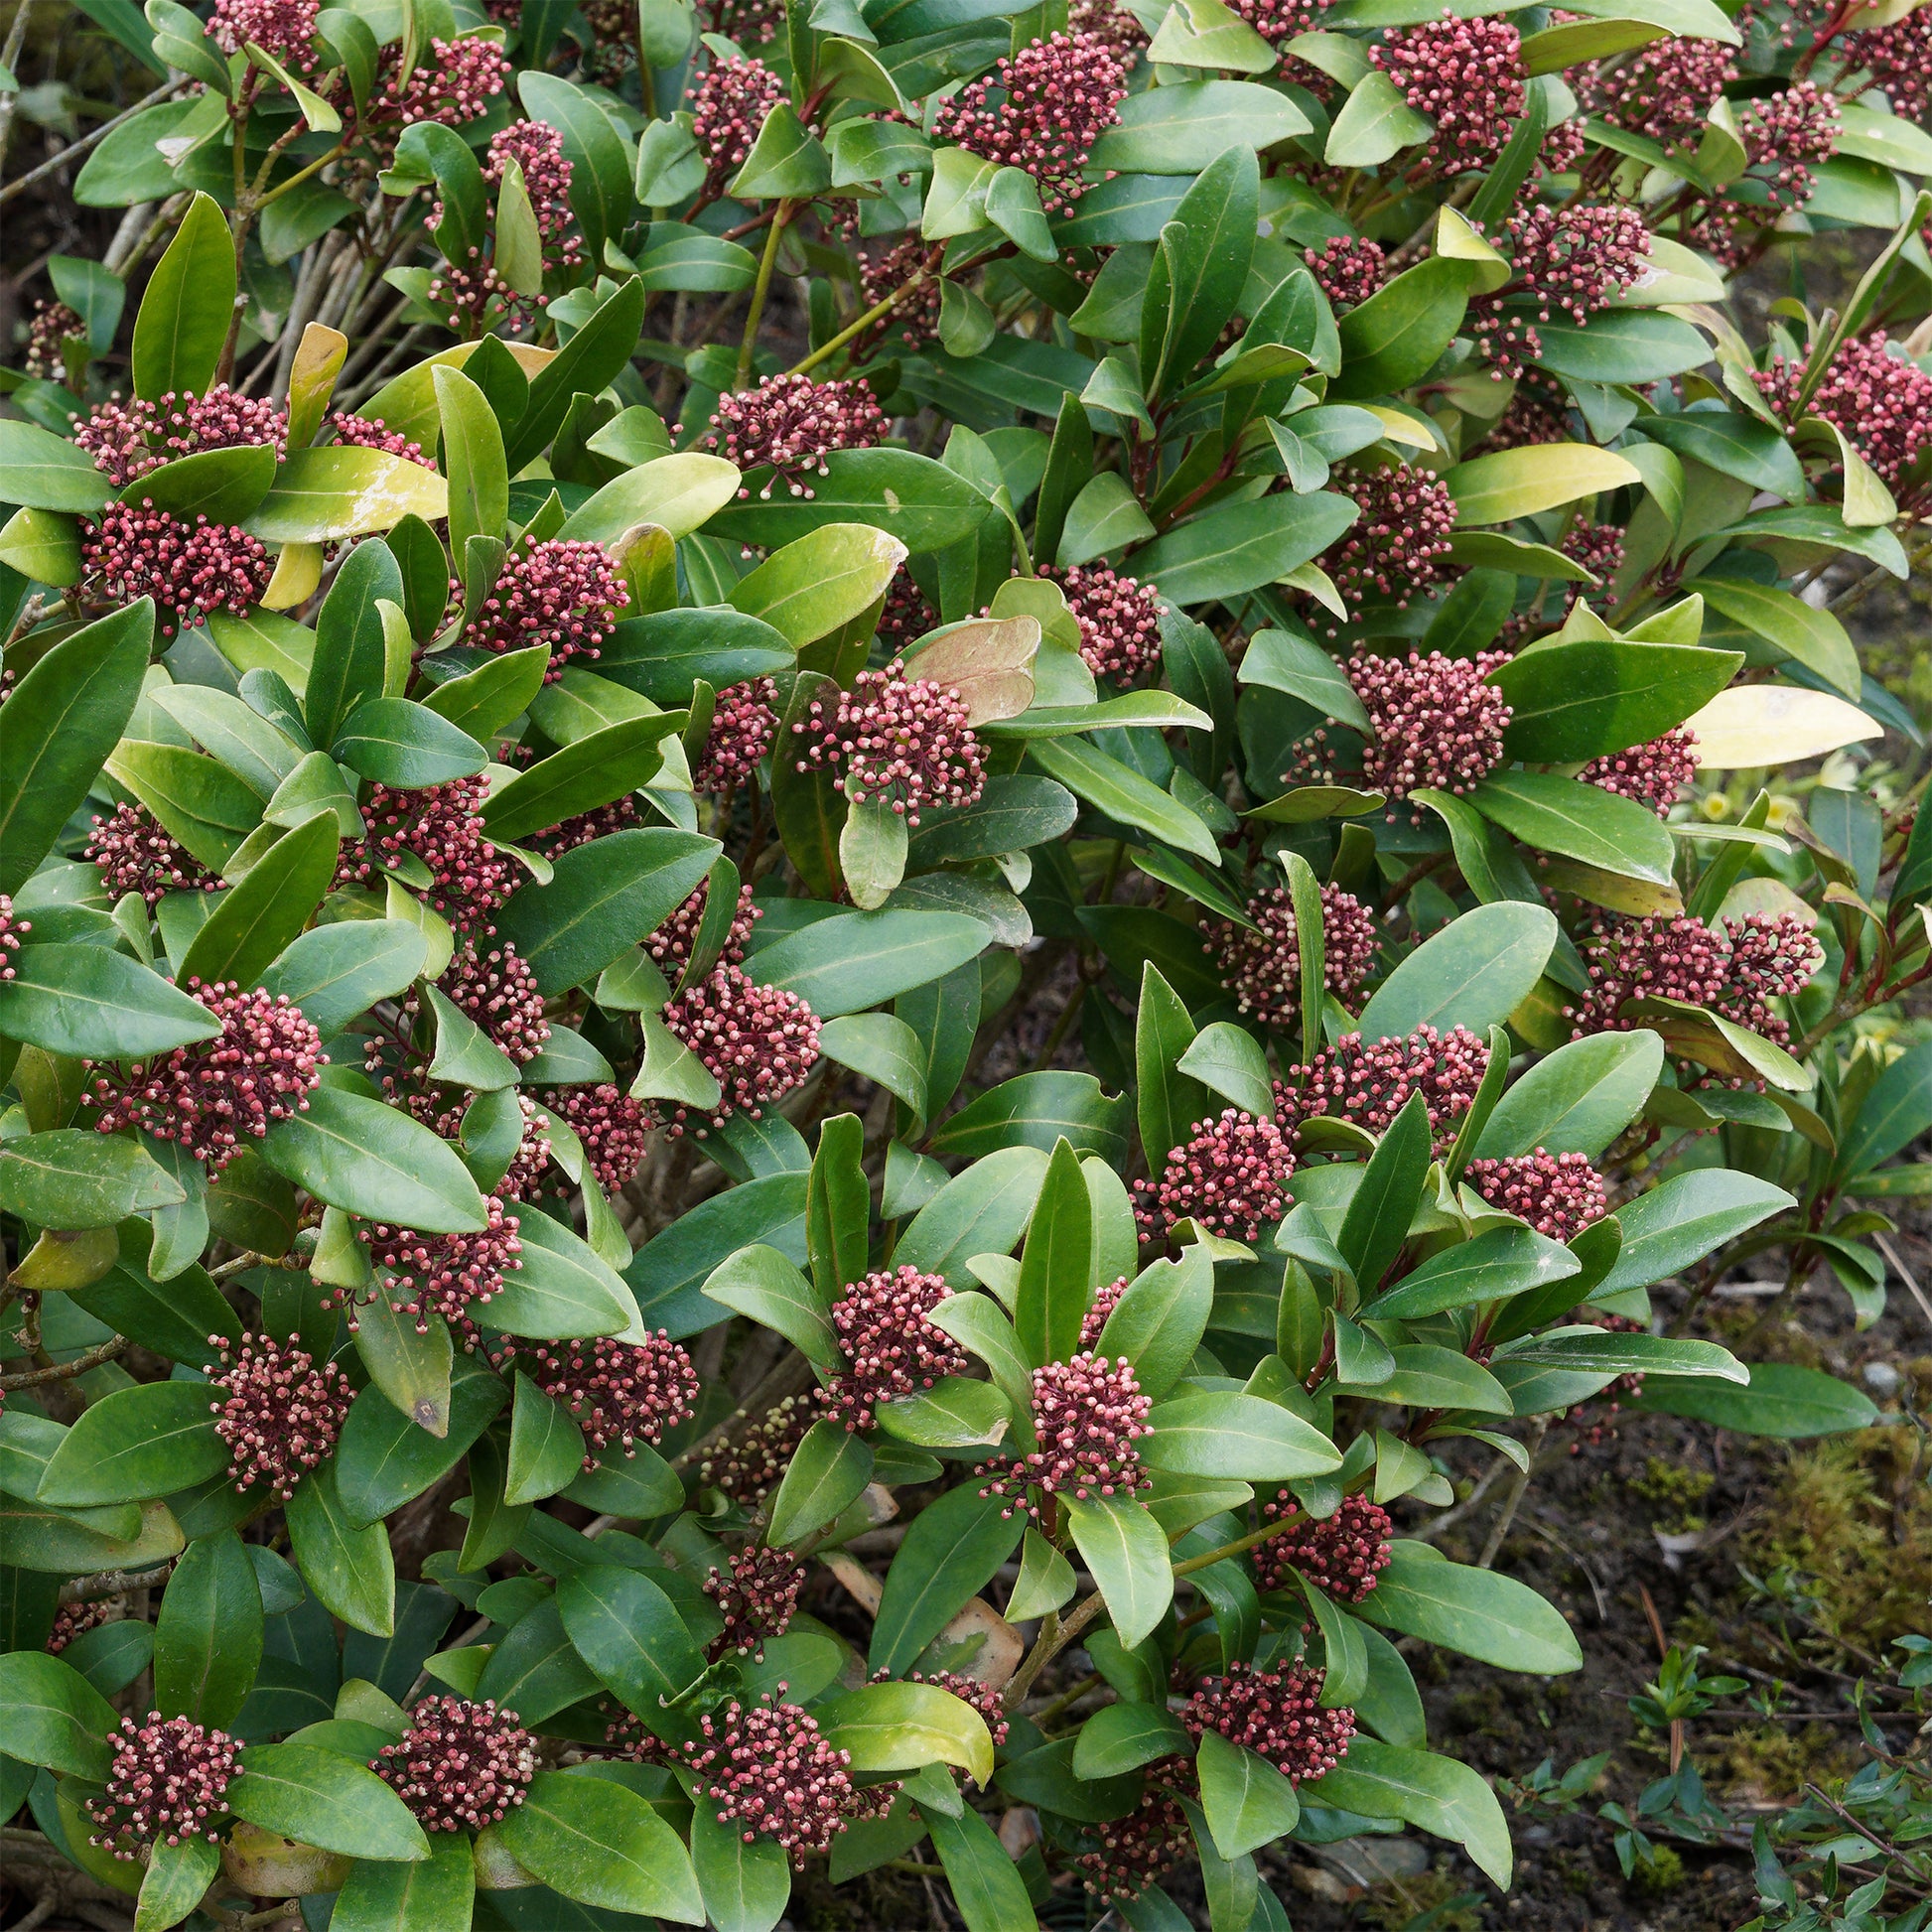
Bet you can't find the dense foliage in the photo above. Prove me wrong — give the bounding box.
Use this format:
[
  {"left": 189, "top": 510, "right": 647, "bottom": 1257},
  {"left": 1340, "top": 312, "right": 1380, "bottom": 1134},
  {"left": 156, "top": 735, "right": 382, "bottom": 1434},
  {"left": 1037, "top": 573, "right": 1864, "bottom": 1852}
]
[{"left": 3, "top": 0, "right": 1932, "bottom": 1918}]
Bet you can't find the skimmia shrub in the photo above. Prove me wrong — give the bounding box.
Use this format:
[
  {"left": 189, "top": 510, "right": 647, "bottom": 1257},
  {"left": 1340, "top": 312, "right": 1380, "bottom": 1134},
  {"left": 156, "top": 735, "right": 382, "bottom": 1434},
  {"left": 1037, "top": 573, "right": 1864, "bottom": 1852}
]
[{"left": 5, "top": 0, "right": 1932, "bottom": 1916}]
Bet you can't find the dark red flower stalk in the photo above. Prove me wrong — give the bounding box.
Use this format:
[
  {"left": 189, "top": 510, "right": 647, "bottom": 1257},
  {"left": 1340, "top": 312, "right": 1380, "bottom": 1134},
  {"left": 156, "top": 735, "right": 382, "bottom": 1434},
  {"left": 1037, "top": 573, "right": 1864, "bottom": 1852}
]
[
  {"left": 1569, "top": 910, "right": 1822, "bottom": 1043},
  {"left": 207, "top": 1331, "right": 352, "bottom": 1502},
  {"left": 699, "top": 1394, "right": 814, "bottom": 1504},
  {"left": 509, "top": 1331, "right": 699, "bottom": 1457},
  {"left": 328, "top": 409, "right": 435, "bottom": 466},
  {"left": 461, "top": 538, "right": 627, "bottom": 679},
  {"left": 1322, "top": 464, "right": 1459, "bottom": 611},
  {"left": 0, "top": 896, "right": 30, "bottom": 981},
  {"left": 645, "top": 877, "right": 759, "bottom": 978},
  {"left": 1079, "top": 1273, "right": 1130, "bottom": 1348},
  {"left": 1075, "top": 1771, "right": 1192, "bottom": 1901},
  {"left": 1576, "top": 34, "right": 1735, "bottom": 149},
  {"left": 1204, "top": 884, "right": 1379, "bottom": 1029},
  {"left": 360, "top": 1198, "right": 522, "bottom": 1330},
  {"left": 1754, "top": 333, "right": 1932, "bottom": 487},
  {"left": 371, "top": 35, "right": 510, "bottom": 126},
  {"left": 822, "top": 1264, "right": 967, "bottom": 1431},
  {"left": 486, "top": 121, "right": 584, "bottom": 268},
  {"left": 1473, "top": 205, "right": 1651, "bottom": 377}
]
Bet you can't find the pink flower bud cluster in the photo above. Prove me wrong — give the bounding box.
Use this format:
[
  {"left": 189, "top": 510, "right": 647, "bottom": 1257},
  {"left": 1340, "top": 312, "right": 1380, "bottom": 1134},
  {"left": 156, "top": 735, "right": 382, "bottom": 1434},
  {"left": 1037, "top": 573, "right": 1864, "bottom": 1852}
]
[
  {"left": 1305, "top": 234, "right": 1387, "bottom": 310},
  {"left": 1068, "top": 0, "right": 1151, "bottom": 58},
  {"left": 679, "top": 1698, "right": 890, "bottom": 1863},
  {"left": 1580, "top": 727, "right": 1699, "bottom": 816},
  {"left": 1079, "top": 1272, "right": 1130, "bottom": 1348},
  {"left": 1846, "top": 6, "right": 1932, "bottom": 117},
  {"left": 1256, "top": 1491, "right": 1394, "bottom": 1600},
  {"left": 81, "top": 501, "right": 274, "bottom": 639},
  {"left": 704, "top": 1544, "right": 806, "bottom": 1656},
  {"left": 979, "top": 1352, "right": 1152, "bottom": 1519},
  {"left": 689, "top": 55, "right": 783, "bottom": 192},
  {"left": 0, "top": 896, "right": 29, "bottom": 981},
  {"left": 207, "top": 1330, "right": 352, "bottom": 1502},
  {"left": 1284, "top": 1024, "right": 1491, "bottom": 1150},
  {"left": 1184, "top": 1660, "right": 1356, "bottom": 1782},
  {"left": 876, "top": 569, "right": 941, "bottom": 650},
  {"left": 360, "top": 1196, "right": 522, "bottom": 1330},
  {"left": 695, "top": 676, "right": 780, "bottom": 795},
  {"left": 700, "top": 0, "right": 785, "bottom": 46},
  {"left": 859, "top": 237, "right": 944, "bottom": 352},
  {"left": 532, "top": 793, "right": 644, "bottom": 858},
  {"left": 1577, "top": 34, "right": 1736, "bottom": 149},
  {"left": 372, "top": 36, "right": 510, "bottom": 127},
  {"left": 1133, "top": 1108, "right": 1297, "bottom": 1245},
  {"left": 1370, "top": 15, "right": 1525, "bottom": 173},
  {"left": 46, "top": 1600, "right": 113, "bottom": 1654},
  {"left": 1691, "top": 82, "right": 1839, "bottom": 263},
  {"left": 487, "top": 120, "right": 585, "bottom": 269},
  {"left": 336, "top": 776, "right": 514, "bottom": 934},
  {"left": 1465, "top": 1149, "right": 1608, "bottom": 1241},
  {"left": 1486, "top": 371, "right": 1571, "bottom": 450},
  {"left": 536, "top": 1082, "right": 650, "bottom": 1192},
  {"left": 1561, "top": 519, "right": 1626, "bottom": 611},
  {"left": 1203, "top": 884, "right": 1379, "bottom": 1030},
  {"left": 372, "top": 1697, "right": 536, "bottom": 1832},
  {"left": 90, "top": 980, "right": 325, "bottom": 1173},
  {"left": 1754, "top": 334, "right": 1932, "bottom": 487},
  {"left": 85, "top": 801, "right": 219, "bottom": 907},
  {"left": 878, "top": 1667, "right": 1011, "bottom": 1748},
  {"left": 1472, "top": 204, "right": 1651, "bottom": 377},
  {"left": 645, "top": 877, "right": 759, "bottom": 978},
  {"left": 699, "top": 1394, "right": 813, "bottom": 1504},
  {"left": 21, "top": 299, "right": 83, "bottom": 381},
  {"left": 461, "top": 538, "right": 627, "bottom": 680},
  {"left": 658, "top": 964, "right": 822, "bottom": 1134},
  {"left": 491, "top": 1091, "right": 556, "bottom": 1201},
  {"left": 1225, "top": 0, "right": 1329, "bottom": 48},
  {"left": 928, "top": 32, "right": 1129, "bottom": 212},
  {"left": 1569, "top": 910, "right": 1821, "bottom": 1044},
  {"left": 1322, "top": 464, "right": 1459, "bottom": 612},
  {"left": 209, "top": 0, "right": 320, "bottom": 64},
  {"left": 1289, "top": 649, "right": 1511, "bottom": 806},
  {"left": 438, "top": 942, "right": 552, "bottom": 1066},
  {"left": 822, "top": 1264, "right": 967, "bottom": 1431},
  {"left": 1075, "top": 1772, "right": 1192, "bottom": 1901},
  {"left": 87, "top": 1716, "right": 238, "bottom": 1856},
  {"left": 329, "top": 409, "right": 435, "bottom": 467},
  {"left": 793, "top": 660, "right": 986, "bottom": 825},
  {"left": 700, "top": 373, "right": 888, "bottom": 499},
  {"left": 1043, "top": 562, "right": 1165, "bottom": 683},
  {"left": 508, "top": 1331, "right": 699, "bottom": 1457},
  {"left": 77, "top": 385, "right": 288, "bottom": 486}
]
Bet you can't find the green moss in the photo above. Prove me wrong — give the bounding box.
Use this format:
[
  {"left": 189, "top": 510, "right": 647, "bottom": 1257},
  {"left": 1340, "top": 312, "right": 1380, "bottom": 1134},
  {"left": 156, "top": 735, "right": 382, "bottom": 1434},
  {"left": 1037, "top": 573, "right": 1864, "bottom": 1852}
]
[
  {"left": 1627, "top": 1457, "right": 1715, "bottom": 1535},
  {"left": 1627, "top": 1845, "right": 1686, "bottom": 1895},
  {"left": 1359, "top": 1863, "right": 1486, "bottom": 1932}
]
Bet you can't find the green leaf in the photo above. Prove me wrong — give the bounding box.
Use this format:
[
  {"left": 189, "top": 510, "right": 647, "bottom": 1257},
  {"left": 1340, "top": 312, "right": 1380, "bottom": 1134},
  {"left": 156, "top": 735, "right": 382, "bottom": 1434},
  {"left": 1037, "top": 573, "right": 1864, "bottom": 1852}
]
[
  {"left": 703, "top": 1243, "right": 841, "bottom": 1370},
  {"left": 768, "top": 1418, "right": 875, "bottom": 1545},
  {"left": 1475, "top": 1031, "right": 1663, "bottom": 1160},
  {"left": 1836, "top": 1037, "right": 1932, "bottom": 1177},
  {"left": 131, "top": 192, "right": 234, "bottom": 401},
  {"left": 1443, "top": 442, "right": 1643, "bottom": 523},
  {"left": 154, "top": 1529, "right": 262, "bottom": 1730},
  {"left": 1144, "top": 147, "right": 1258, "bottom": 400},
  {"left": 1368, "top": 1226, "right": 1579, "bottom": 1319},
  {"left": 874, "top": 1375, "right": 1012, "bottom": 1449},
  {"left": 1632, "top": 1360, "right": 1877, "bottom": 1437},
  {"left": 256, "top": 920, "right": 428, "bottom": 1036},
  {"left": 1090, "top": 79, "right": 1310, "bottom": 173},
  {"left": 332, "top": 1834, "right": 476, "bottom": 1932},
  {"left": 1026, "top": 736, "right": 1218, "bottom": 865},
  {"left": 135, "top": 1834, "right": 221, "bottom": 1932},
  {"left": 259, "top": 1086, "right": 487, "bottom": 1233},
  {"left": 1357, "top": 901, "right": 1557, "bottom": 1040},
  {"left": 492, "top": 1770, "right": 704, "bottom": 1920},
  {"left": 179, "top": 812, "right": 340, "bottom": 991},
  {"left": 710, "top": 449, "right": 993, "bottom": 556},
  {"left": 0, "top": 1651, "right": 118, "bottom": 1778},
  {"left": 1072, "top": 1700, "right": 1191, "bottom": 1777},
  {"left": 335, "top": 698, "right": 487, "bottom": 789},
  {"left": 559, "top": 452, "right": 741, "bottom": 546},
  {"left": 486, "top": 1209, "right": 639, "bottom": 1342},
  {"left": 691, "top": 1803, "right": 792, "bottom": 1932},
  {"left": 1699, "top": 577, "right": 1861, "bottom": 700},
  {"left": 0, "top": 601, "right": 152, "bottom": 897},
  {"left": 1470, "top": 770, "right": 1677, "bottom": 887},
  {"left": 1065, "top": 1492, "right": 1173, "bottom": 1649},
  {"left": 555, "top": 1565, "right": 707, "bottom": 1725},
  {"left": 0, "top": 1129, "right": 185, "bottom": 1231},
  {"left": 1488, "top": 636, "right": 1740, "bottom": 762},
  {"left": 0, "top": 419, "right": 113, "bottom": 512},
  {"left": 1303, "top": 1736, "right": 1512, "bottom": 1886},
  {"left": 1238, "top": 626, "right": 1371, "bottom": 729},
  {"left": 306, "top": 538, "right": 402, "bottom": 750},
  {"left": 1196, "top": 1727, "right": 1300, "bottom": 1859},
  {"left": 1333, "top": 257, "right": 1469, "bottom": 399},
  {"left": 925, "top": 1801, "right": 1039, "bottom": 1932},
  {"left": 229, "top": 1742, "right": 431, "bottom": 1862},
  {"left": 502, "top": 1372, "right": 589, "bottom": 1506},
  {"left": 1130, "top": 491, "right": 1360, "bottom": 607},
  {"left": 1095, "top": 1246, "right": 1214, "bottom": 1402},
  {"left": 1142, "top": 1392, "right": 1341, "bottom": 1481},
  {"left": 1639, "top": 411, "right": 1805, "bottom": 499},
  {"left": 1014, "top": 1138, "right": 1092, "bottom": 1366},
  {"left": 334, "top": 1358, "right": 505, "bottom": 1524},
  {"left": 1593, "top": 1170, "right": 1794, "bottom": 1297},
  {"left": 246, "top": 446, "right": 449, "bottom": 543},
  {"left": 35, "top": 1377, "right": 220, "bottom": 1506},
  {"left": 894, "top": 1146, "right": 1049, "bottom": 1286},
  {"left": 871, "top": 1483, "right": 1024, "bottom": 1673},
  {"left": 1338, "top": 1092, "right": 1431, "bottom": 1294},
  {"left": 817, "top": 1013, "right": 929, "bottom": 1115},
  {"left": 285, "top": 1462, "right": 396, "bottom": 1637},
  {"left": 1324, "top": 67, "right": 1433, "bottom": 165},
  {"left": 754, "top": 908, "right": 988, "bottom": 1017},
  {"left": 125, "top": 444, "right": 278, "bottom": 524},
  {"left": 0, "top": 944, "right": 222, "bottom": 1059},
  {"left": 817, "top": 1679, "right": 997, "bottom": 1787},
  {"left": 421, "top": 644, "right": 550, "bottom": 742},
  {"left": 1500, "top": 1325, "right": 1744, "bottom": 1381},
  {"left": 1356, "top": 1542, "right": 1583, "bottom": 1675},
  {"left": 728, "top": 521, "right": 906, "bottom": 655},
  {"left": 1531, "top": 308, "right": 1710, "bottom": 384}
]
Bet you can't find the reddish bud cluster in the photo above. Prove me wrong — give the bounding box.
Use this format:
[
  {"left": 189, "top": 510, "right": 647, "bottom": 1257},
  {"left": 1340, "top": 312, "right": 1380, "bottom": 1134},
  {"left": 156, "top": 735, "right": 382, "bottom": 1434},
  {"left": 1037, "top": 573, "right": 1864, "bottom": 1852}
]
[
  {"left": 1225, "top": 0, "right": 1328, "bottom": 45},
  {"left": 700, "top": 0, "right": 785, "bottom": 45},
  {"left": 1846, "top": 6, "right": 1932, "bottom": 117},
  {"left": 1185, "top": 1661, "right": 1356, "bottom": 1782},
  {"left": 704, "top": 1544, "right": 806, "bottom": 1656},
  {"left": 1284, "top": 1024, "right": 1491, "bottom": 1150},
  {"left": 1256, "top": 1491, "right": 1394, "bottom": 1600},
  {"left": 372, "top": 1697, "right": 535, "bottom": 1832},
  {"left": 1465, "top": 1150, "right": 1608, "bottom": 1241},
  {"left": 1581, "top": 727, "right": 1699, "bottom": 816},
  {"left": 336, "top": 776, "right": 514, "bottom": 934},
  {"left": 689, "top": 56, "right": 783, "bottom": 191},
  {"left": 85, "top": 801, "right": 219, "bottom": 908},
  {"left": 438, "top": 942, "right": 551, "bottom": 1065},
  {"left": 1075, "top": 1771, "right": 1192, "bottom": 1901},
  {"left": 1569, "top": 910, "right": 1821, "bottom": 1045},
  {"left": 1577, "top": 33, "right": 1735, "bottom": 148},
  {"left": 372, "top": 36, "right": 511, "bottom": 126},
  {"left": 678, "top": 1698, "right": 888, "bottom": 1863},
  {"left": 1133, "top": 1108, "right": 1297, "bottom": 1245},
  {"left": 21, "top": 299, "right": 83, "bottom": 381},
  {"left": 1755, "top": 334, "right": 1932, "bottom": 487},
  {"left": 695, "top": 676, "right": 780, "bottom": 795},
  {"left": 859, "top": 237, "right": 944, "bottom": 352},
  {"left": 880, "top": 1668, "right": 1012, "bottom": 1748},
  {"left": 1371, "top": 14, "right": 1525, "bottom": 173},
  {"left": 928, "top": 32, "right": 1129, "bottom": 212},
  {"left": 659, "top": 964, "right": 821, "bottom": 1134},
  {"left": 1079, "top": 1273, "right": 1130, "bottom": 1348},
  {"left": 207, "top": 1331, "right": 352, "bottom": 1502},
  {"left": 699, "top": 1394, "right": 813, "bottom": 1504},
  {"left": 700, "top": 374, "right": 888, "bottom": 499},
  {"left": 511, "top": 1332, "right": 699, "bottom": 1458},
  {"left": 1473, "top": 205, "right": 1651, "bottom": 376},
  {"left": 536, "top": 1082, "right": 650, "bottom": 1192},
  {"left": 361, "top": 1197, "right": 522, "bottom": 1330},
  {"left": 1305, "top": 234, "right": 1387, "bottom": 309},
  {"left": 90, "top": 980, "right": 325, "bottom": 1173},
  {"left": 793, "top": 660, "right": 986, "bottom": 825},
  {"left": 531, "top": 793, "right": 644, "bottom": 858},
  {"left": 0, "top": 896, "right": 29, "bottom": 981},
  {"left": 209, "top": 0, "right": 319, "bottom": 62},
  {"left": 88, "top": 1716, "right": 237, "bottom": 1856},
  {"left": 1486, "top": 370, "right": 1572, "bottom": 450},
  {"left": 81, "top": 502, "right": 273, "bottom": 638},
  {"left": 1561, "top": 519, "right": 1627, "bottom": 614},
  {"left": 1043, "top": 562, "right": 1165, "bottom": 683},
  {"left": 822, "top": 1264, "right": 967, "bottom": 1431},
  {"left": 77, "top": 386, "right": 288, "bottom": 486},
  {"left": 1204, "top": 883, "right": 1379, "bottom": 1029},
  {"left": 46, "top": 1600, "right": 114, "bottom": 1655},
  {"left": 1322, "top": 464, "right": 1459, "bottom": 610},
  {"left": 645, "top": 877, "right": 759, "bottom": 978},
  {"left": 487, "top": 121, "right": 584, "bottom": 268},
  {"left": 462, "top": 538, "right": 627, "bottom": 679},
  {"left": 329, "top": 409, "right": 434, "bottom": 466},
  {"left": 1691, "top": 83, "right": 1839, "bottom": 264},
  {"left": 979, "top": 1352, "right": 1152, "bottom": 1518}
]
